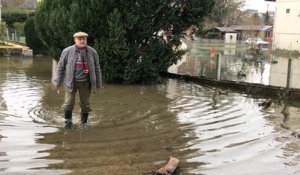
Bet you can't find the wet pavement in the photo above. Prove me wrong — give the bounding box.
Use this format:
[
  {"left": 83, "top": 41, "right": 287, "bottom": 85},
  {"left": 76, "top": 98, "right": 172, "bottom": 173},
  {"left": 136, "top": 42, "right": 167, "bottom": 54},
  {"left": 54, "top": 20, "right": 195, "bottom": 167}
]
[{"left": 0, "top": 56, "right": 299, "bottom": 175}]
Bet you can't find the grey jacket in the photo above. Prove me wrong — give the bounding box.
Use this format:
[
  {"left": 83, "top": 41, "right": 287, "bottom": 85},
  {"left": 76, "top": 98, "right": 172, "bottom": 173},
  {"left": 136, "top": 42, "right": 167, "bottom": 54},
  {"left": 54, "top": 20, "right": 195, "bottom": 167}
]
[{"left": 54, "top": 45, "right": 102, "bottom": 92}]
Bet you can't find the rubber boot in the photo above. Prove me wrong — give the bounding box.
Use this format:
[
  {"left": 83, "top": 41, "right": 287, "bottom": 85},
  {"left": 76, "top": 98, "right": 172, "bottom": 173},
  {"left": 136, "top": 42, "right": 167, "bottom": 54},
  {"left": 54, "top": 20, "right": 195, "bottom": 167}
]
[
  {"left": 64, "top": 110, "right": 73, "bottom": 129},
  {"left": 81, "top": 113, "right": 89, "bottom": 125}
]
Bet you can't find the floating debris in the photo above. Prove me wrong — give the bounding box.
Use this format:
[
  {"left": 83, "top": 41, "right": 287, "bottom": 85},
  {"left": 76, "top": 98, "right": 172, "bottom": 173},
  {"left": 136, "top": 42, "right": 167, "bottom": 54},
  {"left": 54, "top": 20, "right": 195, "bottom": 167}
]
[
  {"left": 143, "top": 157, "right": 179, "bottom": 175},
  {"left": 259, "top": 98, "right": 272, "bottom": 109}
]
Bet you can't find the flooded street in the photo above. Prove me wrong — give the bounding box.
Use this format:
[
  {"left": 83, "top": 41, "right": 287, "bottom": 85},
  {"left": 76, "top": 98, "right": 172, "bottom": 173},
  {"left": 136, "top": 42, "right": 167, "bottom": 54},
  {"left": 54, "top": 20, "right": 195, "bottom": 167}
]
[
  {"left": 0, "top": 56, "right": 300, "bottom": 175},
  {"left": 169, "top": 41, "right": 300, "bottom": 89}
]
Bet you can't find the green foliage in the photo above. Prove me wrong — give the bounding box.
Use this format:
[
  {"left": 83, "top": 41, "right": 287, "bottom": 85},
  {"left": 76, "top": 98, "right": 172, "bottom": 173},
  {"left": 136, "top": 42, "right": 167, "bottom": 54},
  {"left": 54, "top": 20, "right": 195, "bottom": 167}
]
[
  {"left": 2, "top": 11, "right": 33, "bottom": 27},
  {"left": 13, "top": 22, "right": 25, "bottom": 39},
  {"left": 1, "top": 9, "right": 34, "bottom": 42},
  {"left": 0, "top": 22, "right": 8, "bottom": 41},
  {"left": 264, "top": 11, "right": 271, "bottom": 25},
  {"left": 24, "top": 17, "right": 48, "bottom": 55},
  {"left": 0, "top": 22, "right": 10, "bottom": 55},
  {"left": 195, "top": 28, "right": 207, "bottom": 38},
  {"left": 205, "top": 32, "right": 221, "bottom": 39},
  {"left": 35, "top": 0, "right": 214, "bottom": 84}
]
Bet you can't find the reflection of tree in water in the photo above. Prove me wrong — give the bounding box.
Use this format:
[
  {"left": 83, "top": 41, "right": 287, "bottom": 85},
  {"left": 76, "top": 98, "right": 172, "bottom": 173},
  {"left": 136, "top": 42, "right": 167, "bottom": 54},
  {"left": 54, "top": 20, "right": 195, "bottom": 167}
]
[
  {"left": 267, "top": 102, "right": 300, "bottom": 168},
  {"left": 195, "top": 50, "right": 217, "bottom": 79},
  {"left": 192, "top": 48, "right": 271, "bottom": 85},
  {"left": 228, "top": 55, "right": 270, "bottom": 83},
  {"left": 187, "top": 41, "right": 275, "bottom": 82},
  {"left": 237, "top": 61, "right": 248, "bottom": 81},
  {"left": 0, "top": 73, "right": 7, "bottom": 111}
]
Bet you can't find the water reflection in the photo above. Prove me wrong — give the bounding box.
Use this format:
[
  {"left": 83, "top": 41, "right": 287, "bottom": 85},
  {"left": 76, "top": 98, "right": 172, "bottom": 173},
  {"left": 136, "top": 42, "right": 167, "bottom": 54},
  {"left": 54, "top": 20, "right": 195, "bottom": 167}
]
[
  {"left": 0, "top": 57, "right": 70, "bottom": 174},
  {"left": 169, "top": 42, "right": 300, "bottom": 89},
  {"left": 0, "top": 57, "right": 299, "bottom": 175}
]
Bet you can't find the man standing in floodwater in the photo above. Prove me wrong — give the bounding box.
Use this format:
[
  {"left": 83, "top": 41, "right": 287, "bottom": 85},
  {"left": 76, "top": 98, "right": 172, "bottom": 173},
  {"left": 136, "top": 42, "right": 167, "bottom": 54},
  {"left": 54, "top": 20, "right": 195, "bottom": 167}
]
[{"left": 53, "top": 32, "right": 102, "bottom": 128}]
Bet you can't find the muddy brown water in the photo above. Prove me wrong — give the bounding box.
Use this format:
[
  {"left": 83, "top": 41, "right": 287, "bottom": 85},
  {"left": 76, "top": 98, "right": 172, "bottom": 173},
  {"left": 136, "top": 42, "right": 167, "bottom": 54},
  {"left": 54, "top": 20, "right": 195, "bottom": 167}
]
[{"left": 0, "top": 57, "right": 299, "bottom": 175}]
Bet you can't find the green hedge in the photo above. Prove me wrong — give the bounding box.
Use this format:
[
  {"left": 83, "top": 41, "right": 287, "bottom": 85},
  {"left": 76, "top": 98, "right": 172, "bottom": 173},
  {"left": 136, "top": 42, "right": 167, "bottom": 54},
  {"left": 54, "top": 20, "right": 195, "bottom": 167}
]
[
  {"left": 24, "top": 17, "right": 48, "bottom": 55},
  {"left": 2, "top": 11, "right": 34, "bottom": 27}
]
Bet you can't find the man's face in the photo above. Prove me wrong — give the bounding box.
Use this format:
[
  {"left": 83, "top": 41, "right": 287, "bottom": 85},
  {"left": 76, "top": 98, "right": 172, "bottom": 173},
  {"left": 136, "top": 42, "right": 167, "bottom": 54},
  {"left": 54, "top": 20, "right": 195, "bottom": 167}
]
[{"left": 74, "top": 37, "right": 87, "bottom": 48}]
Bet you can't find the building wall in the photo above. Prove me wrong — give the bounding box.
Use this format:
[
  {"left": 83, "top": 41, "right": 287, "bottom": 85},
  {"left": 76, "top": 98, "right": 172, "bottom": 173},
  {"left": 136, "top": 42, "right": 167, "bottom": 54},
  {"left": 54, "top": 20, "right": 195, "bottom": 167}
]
[
  {"left": 224, "top": 33, "right": 237, "bottom": 44},
  {"left": 274, "top": 0, "right": 300, "bottom": 51},
  {"left": 269, "top": 57, "right": 300, "bottom": 89}
]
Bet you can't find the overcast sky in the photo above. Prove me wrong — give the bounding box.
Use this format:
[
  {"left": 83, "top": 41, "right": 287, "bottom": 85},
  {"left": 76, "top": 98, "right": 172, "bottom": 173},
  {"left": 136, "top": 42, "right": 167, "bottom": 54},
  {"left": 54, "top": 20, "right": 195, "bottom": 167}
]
[{"left": 244, "top": 0, "right": 276, "bottom": 12}]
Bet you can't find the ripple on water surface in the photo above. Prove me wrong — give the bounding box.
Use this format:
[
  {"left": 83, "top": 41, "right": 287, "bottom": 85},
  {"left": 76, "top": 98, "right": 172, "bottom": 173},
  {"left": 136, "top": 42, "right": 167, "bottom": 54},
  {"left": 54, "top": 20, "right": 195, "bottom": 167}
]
[{"left": 0, "top": 57, "right": 300, "bottom": 175}]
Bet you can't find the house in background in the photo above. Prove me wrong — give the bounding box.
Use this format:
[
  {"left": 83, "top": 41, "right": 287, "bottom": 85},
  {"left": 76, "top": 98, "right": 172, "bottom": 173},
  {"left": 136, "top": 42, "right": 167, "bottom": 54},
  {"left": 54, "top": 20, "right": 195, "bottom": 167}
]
[
  {"left": 230, "top": 25, "right": 273, "bottom": 41},
  {"left": 268, "top": 0, "right": 300, "bottom": 51},
  {"left": 205, "top": 25, "right": 273, "bottom": 43},
  {"left": 205, "top": 27, "right": 237, "bottom": 40}
]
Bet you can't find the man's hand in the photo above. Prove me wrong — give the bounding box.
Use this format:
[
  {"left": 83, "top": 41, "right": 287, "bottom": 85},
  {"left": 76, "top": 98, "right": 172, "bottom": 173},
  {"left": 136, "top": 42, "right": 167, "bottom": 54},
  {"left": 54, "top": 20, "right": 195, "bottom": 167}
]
[
  {"left": 54, "top": 84, "right": 61, "bottom": 94},
  {"left": 93, "top": 85, "right": 103, "bottom": 94}
]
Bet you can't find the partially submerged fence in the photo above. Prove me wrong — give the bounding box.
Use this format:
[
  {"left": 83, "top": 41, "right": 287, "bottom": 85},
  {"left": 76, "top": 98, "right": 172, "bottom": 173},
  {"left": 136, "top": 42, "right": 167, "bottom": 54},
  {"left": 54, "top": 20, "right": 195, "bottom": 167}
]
[{"left": 165, "top": 40, "right": 300, "bottom": 100}]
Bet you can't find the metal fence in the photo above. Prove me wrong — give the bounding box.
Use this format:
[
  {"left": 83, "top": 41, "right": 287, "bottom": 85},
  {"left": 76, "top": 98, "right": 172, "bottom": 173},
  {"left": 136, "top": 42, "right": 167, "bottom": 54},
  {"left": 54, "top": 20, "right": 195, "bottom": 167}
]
[{"left": 169, "top": 40, "right": 300, "bottom": 90}]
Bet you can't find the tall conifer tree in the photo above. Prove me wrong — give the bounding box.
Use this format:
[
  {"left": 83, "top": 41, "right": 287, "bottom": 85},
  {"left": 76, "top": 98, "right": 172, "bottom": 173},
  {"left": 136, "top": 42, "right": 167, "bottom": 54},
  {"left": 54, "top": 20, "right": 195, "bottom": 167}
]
[{"left": 35, "top": 0, "right": 214, "bottom": 83}]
